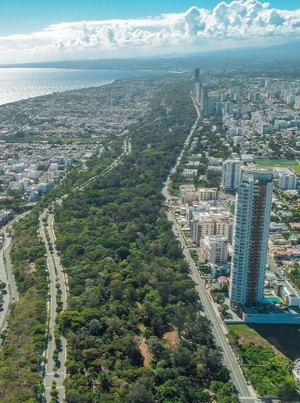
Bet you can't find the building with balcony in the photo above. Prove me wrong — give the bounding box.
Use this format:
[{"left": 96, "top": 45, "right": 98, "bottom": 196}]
[{"left": 230, "top": 170, "right": 273, "bottom": 306}]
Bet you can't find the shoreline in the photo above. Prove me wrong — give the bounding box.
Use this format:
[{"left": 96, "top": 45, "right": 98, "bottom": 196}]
[
  {"left": 0, "top": 68, "right": 176, "bottom": 108},
  {"left": 0, "top": 73, "right": 182, "bottom": 142},
  {"left": 0, "top": 79, "right": 115, "bottom": 108}
]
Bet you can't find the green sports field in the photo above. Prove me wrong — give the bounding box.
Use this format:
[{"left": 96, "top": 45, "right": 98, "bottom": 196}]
[{"left": 255, "top": 159, "right": 300, "bottom": 174}]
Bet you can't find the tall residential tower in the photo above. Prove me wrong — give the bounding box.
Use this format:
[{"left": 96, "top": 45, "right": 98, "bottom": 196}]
[
  {"left": 194, "top": 68, "right": 201, "bottom": 103},
  {"left": 229, "top": 170, "right": 273, "bottom": 306}
]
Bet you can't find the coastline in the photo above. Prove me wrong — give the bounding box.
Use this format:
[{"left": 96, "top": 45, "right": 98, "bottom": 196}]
[
  {"left": 0, "top": 67, "right": 172, "bottom": 107},
  {"left": 0, "top": 73, "right": 182, "bottom": 142},
  {"left": 0, "top": 79, "right": 115, "bottom": 108}
]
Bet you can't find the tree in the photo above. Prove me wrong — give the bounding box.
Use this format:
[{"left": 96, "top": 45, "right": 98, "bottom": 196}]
[
  {"left": 88, "top": 319, "right": 102, "bottom": 336},
  {"left": 125, "top": 378, "right": 155, "bottom": 403},
  {"left": 156, "top": 379, "right": 182, "bottom": 402}
]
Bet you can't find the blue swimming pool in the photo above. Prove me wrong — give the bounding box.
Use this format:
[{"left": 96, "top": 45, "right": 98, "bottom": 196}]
[{"left": 263, "top": 297, "right": 281, "bottom": 304}]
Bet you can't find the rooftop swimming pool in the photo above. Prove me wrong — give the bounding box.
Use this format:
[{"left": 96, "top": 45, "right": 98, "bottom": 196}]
[{"left": 263, "top": 296, "right": 281, "bottom": 304}]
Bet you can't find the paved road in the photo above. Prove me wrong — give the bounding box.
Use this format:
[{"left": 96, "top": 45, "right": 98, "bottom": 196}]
[
  {"left": 0, "top": 233, "right": 13, "bottom": 333},
  {"left": 78, "top": 136, "right": 131, "bottom": 192},
  {"left": 162, "top": 96, "right": 257, "bottom": 403},
  {"left": 268, "top": 254, "right": 284, "bottom": 278},
  {"left": 40, "top": 138, "right": 131, "bottom": 401},
  {"left": 40, "top": 210, "right": 68, "bottom": 402},
  {"left": 0, "top": 213, "right": 29, "bottom": 334}
]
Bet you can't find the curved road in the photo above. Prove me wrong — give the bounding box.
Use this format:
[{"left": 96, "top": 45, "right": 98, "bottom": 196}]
[
  {"left": 162, "top": 96, "right": 257, "bottom": 403},
  {"left": 0, "top": 213, "right": 29, "bottom": 335},
  {"left": 0, "top": 231, "right": 16, "bottom": 334},
  {"left": 0, "top": 139, "right": 131, "bottom": 400},
  {"left": 40, "top": 210, "right": 68, "bottom": 402},
  {"left": 40, "top": 137, "right": 132, "bottom": 401}
]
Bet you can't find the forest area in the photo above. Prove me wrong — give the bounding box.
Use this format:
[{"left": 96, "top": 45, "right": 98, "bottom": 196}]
[{"left": 54, "top": 82, "right": 238, "bottom": 402}]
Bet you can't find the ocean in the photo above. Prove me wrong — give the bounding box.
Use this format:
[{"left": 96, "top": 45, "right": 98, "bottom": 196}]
[{"left": 0, "top": 68, "right": 168, "bottom": 106}]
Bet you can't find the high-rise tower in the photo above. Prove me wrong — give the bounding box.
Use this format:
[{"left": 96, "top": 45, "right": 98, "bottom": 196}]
[
  {"left": 194, "top": 68, "right": 201, "bottom": 103},
  {"left": 229, "top": 170, "right": 273, "bottom": 306},
  {"left": 200, "top": 84, "right": 208, "bottom": 116}
]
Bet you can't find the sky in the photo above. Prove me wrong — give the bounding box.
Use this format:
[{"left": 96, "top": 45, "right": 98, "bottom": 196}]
[{"left": 0, "top": 0, "right": 300, "bottom": 63}]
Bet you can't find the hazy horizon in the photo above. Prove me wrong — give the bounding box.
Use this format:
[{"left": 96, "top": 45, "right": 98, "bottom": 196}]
[{"left": 0, "top": 0, "right": 300, "bottom": 64}]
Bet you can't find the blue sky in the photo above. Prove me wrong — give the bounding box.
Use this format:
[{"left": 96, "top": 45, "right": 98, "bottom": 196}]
[
  {"left": 0, "top": 0, "right": 297, "bottom": 35},
  {"left": 0, "top": 0, "right": 300, "bottom": 63}
]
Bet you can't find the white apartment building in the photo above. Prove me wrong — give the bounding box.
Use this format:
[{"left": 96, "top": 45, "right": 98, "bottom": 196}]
[
  {"left": 200, "top": 236, "right": 228, "bottom": 266},
  {"left": 182, "top": 169, "right": 198, "bottom": 180},
  {"left": 222, "top": 159, "right": 242, "bottom": 192},
  {"left": 198, "top": 188, "right": 218, "bottom": 201},
  {"left": 180, "top": 186, "right": 218, "bottom": 204},
  {"left": 179, "top": 184, "right": 197, "bottom": 204},
  {"left": 295, "top": 96, "right": 300, "bottom": 110},
  {"left": 191, "top": 213, "right": 233, "bottom": 246},
  {"left": 278, "top": 172, "right": 298, "bottom": 190}
]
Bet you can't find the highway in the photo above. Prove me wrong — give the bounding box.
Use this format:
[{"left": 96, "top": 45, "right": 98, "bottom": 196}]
[
  {"left": 39, "top": 137, "right": 132, "bottom": 401},
  {"left": 0, "top": 137, "right": 131, "bottom": 400},
  {"left": 40, "top": 210, "right": 68, "bottom": 402},
  {"left": 0, "top": 232, "right": 15, "bottom": 333},
  {"left": 0, "top": 213, "right": 29, "bottom": 334},
  {"left": 162, "top": 96, "right": 258, "bottom": 403}
]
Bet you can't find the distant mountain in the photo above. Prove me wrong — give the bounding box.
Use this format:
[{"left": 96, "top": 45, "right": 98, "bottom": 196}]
[{"left": 1, "top": 41, "right": 300, "bottom": 74}]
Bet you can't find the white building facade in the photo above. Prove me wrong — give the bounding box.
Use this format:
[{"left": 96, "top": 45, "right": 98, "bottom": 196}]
[
  {"left": 191, "top": 214, "right": 233, "bottom": 246},
  {"left": 222, "top": 159, "right": 242, "bottom": 192},
  {"left": 200, "top": 236, "right": 228, "bottom": 266},
  {"left": 278, "top": 172, "right": 297, "bottom": 190}
]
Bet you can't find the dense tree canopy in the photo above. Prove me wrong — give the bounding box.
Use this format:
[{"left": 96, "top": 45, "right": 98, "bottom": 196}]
[{"left": 54, "top": 82, "right": 237, "bottom": 402}]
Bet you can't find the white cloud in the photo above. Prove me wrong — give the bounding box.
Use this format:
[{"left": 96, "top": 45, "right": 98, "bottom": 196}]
[{"left": 1, "top": 0, "right": 300, "bottom": 62}]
